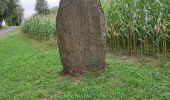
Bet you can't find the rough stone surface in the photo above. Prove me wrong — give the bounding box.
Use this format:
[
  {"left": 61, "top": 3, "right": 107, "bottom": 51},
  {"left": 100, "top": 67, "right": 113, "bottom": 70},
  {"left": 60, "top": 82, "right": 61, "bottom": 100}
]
[{"left": 57, "top": 0, "right": 106, "bottom": 74}]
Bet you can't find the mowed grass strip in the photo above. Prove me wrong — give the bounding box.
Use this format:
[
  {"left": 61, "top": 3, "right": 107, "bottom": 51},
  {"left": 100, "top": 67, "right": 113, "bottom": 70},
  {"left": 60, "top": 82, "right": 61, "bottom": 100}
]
[{"left": 0, "top": 30, "right": 170, "bottom": 100}]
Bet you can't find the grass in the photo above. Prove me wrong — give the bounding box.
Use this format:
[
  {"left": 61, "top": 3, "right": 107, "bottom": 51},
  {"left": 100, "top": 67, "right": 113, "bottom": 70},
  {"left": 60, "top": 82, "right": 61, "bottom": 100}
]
[
  {"left": 0, "top": 29, "right": 170, "bottom": 100},
  {"left": 0, "top": 26, "right": 9, "bottom": 30}
]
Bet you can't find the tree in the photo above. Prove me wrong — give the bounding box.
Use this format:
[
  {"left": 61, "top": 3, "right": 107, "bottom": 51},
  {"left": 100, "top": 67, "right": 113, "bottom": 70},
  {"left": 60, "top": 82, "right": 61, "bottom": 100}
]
[
  {"left": 57, "top": 0, "right": 106, "bottom": 75},
  {"left": 0, "top": 0, "right": 21, "bottom": 27},
  {"left": 49, "top": 7, "right": 58, "bottom": 15},
  {"left": 35, "top": 0, "right": 50, "bottom": 15},
  {"left": 5, "top": 4, "right": 24, "bottom": 26}
]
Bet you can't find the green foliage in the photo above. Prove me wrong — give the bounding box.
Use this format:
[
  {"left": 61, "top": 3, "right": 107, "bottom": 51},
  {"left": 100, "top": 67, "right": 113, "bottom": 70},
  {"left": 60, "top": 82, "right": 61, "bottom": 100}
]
[
  {"left": 102, "top": 0, "right": 170, "bottom": 56},
  {"left": 21, "top": 15, "right": 56, "bottom": 39},
  {"left": 0, "top": 0, "right": 18, "bottom": 15},
  {"left": 5, "top": 4, "right": 24, "bottom": 26},
  {"left": 0, "top": 0, "right": 23, "bottom": 27},
  {"left": 49, "top": 7, "right": 58, "bottom": 15},
  {"left": 35, "top": 0, "right": 50, "bottom": 15},
  {"left": 0, "top": 30, "right": 170, "bottom": 99}
]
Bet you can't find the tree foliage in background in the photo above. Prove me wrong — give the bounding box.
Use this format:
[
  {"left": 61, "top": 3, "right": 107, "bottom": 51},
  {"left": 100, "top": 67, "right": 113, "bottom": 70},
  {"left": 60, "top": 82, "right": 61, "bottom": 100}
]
[
  {"left": 5, "top": 4, "right": 24, "bottom": 26},
  {"left": 49, "top": 7, "right": 58, "bottom": 15},
  {"left": 35, "top": 0, "right": 50, "bottom": 15},
  {"left": 0, "top": 0, "right": 23, "bottom": 27},
  {"left": 102, "top": 0, "right": 170, "bottom": 56}
]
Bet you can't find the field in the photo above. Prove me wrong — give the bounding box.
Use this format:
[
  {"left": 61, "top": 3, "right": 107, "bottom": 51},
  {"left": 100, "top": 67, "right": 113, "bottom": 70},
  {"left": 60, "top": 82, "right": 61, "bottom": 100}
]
[{"left": 0, "top": 29, "right": 170, "bottom": 100}]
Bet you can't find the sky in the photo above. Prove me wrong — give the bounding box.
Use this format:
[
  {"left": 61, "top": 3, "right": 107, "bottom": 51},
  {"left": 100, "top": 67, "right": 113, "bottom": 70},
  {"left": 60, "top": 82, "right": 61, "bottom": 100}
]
[{"left": 20, "top": 0, "right": 60, "bottom": 18}]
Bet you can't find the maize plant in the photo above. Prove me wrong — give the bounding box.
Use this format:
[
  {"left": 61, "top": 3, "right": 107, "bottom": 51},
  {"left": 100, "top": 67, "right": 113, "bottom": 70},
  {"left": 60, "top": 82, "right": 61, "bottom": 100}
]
[
  {"left": 102, "top": 0, "right": 170, "bottom": 56},
  {"left": 21, "top": 15, "right": 56, "bottom": 39}
]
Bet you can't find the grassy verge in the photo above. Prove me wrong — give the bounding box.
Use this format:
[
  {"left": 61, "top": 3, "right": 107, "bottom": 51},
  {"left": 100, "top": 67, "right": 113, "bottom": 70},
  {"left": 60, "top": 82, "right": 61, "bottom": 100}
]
[
  {"left": 0, "top": 26, "right": 9, "bottom": 30},
  {"left": 0, "top": 30, "right": 170, "bottom": 100}
]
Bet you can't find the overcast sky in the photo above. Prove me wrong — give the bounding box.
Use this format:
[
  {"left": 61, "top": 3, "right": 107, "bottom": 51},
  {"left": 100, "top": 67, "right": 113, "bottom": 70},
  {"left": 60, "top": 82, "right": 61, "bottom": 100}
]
[{"left": 20, "top": 0, "right": 60, "bottom": 18}]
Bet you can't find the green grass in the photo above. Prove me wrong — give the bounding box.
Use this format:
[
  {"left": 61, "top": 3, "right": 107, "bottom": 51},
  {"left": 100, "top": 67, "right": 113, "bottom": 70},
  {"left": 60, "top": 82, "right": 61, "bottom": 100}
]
[{"left": 0, "top": 30, "right": 170, "bottom": 100}]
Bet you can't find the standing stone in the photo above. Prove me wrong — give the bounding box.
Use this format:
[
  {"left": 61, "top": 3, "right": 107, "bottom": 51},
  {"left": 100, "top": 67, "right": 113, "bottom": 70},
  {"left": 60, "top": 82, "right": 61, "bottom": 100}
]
[{"left": 57, "top": 0, "right": 106, "bottom": 74}]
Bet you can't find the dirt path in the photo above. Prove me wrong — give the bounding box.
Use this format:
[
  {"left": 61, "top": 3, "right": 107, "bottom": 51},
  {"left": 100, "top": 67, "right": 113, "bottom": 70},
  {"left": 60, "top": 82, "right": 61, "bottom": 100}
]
[{"left": 0, "top": 26, "right": 18, "bottom": 37}]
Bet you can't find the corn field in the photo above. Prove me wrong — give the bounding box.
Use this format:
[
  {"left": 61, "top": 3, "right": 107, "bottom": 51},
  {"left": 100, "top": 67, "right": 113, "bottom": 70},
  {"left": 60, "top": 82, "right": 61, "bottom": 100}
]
[
  {"left": 102, "top": 0, "right": 170, "bottom": 56},
  {"left": 21, "top": 0, "right": 170, "bottom": 56},
  {"left": 21, "top": 15, "right": 56, "bottom": 39}
]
